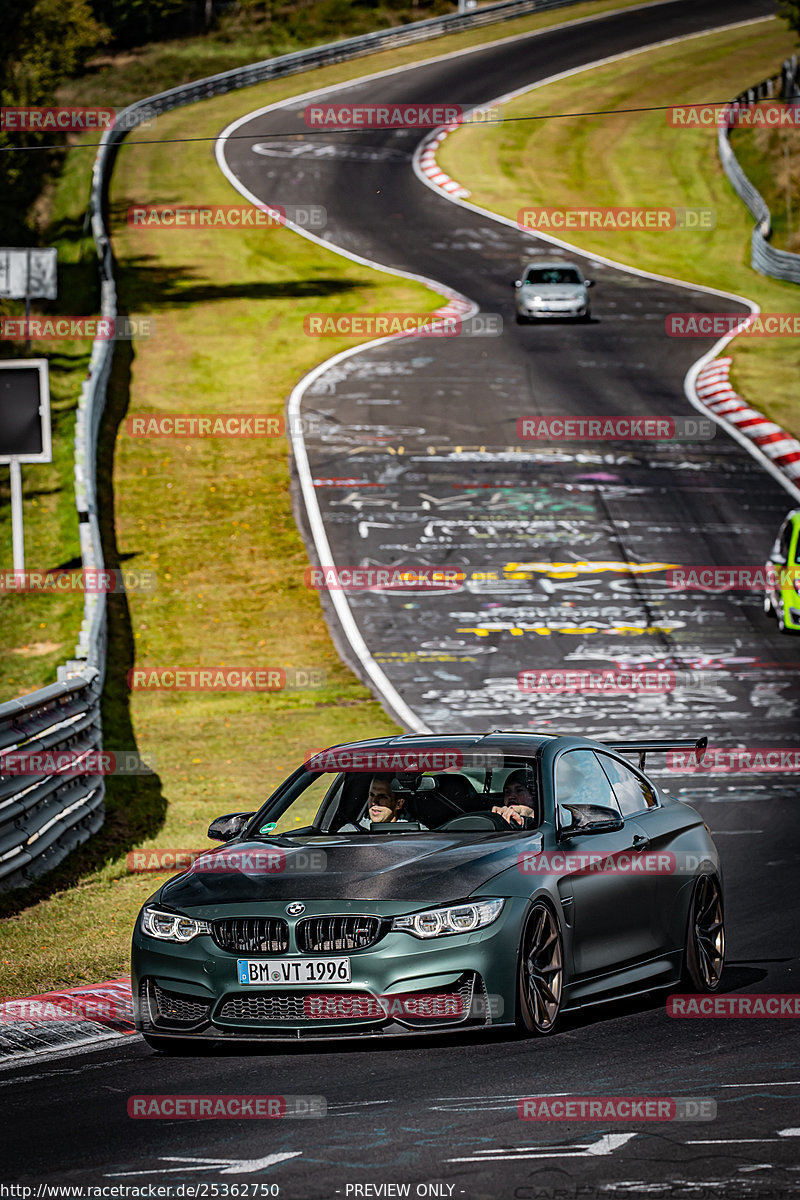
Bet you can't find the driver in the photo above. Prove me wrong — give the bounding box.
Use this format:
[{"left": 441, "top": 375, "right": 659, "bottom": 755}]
[
  {"left": 366, "top": 774, "right": 406, "bottom": 824},
  {"left": 492, "top": 768, "right": 538, "bottom": 828}
]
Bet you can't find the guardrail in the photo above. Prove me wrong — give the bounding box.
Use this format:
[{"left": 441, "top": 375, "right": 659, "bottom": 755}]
[
  {"left": 718, "top": 57, "right": 800, "bottom": 285},
  {"left": 0, "top": 0, "right": 586, "bottom": 891}
]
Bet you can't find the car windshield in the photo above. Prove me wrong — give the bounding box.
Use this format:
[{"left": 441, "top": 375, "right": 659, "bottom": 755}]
[
  {"left": 524, "top": 267, "right": 582, "bottom": 285},
  {"left": 249, "top": 757, "right": 542, "bottom": 836}
]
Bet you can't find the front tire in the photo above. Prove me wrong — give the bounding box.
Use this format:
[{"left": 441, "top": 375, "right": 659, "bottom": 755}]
[
  {"left": 681, "top": 874, "right": 725, "bottom": 992},
  {"left": 517, "top": 900, "right": 564, "bottom": 1035}
]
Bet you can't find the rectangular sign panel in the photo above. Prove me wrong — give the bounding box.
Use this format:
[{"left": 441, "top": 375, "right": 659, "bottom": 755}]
[
  {"left": 0, "top": 360, "right": 52, "bottom": 463},
  {"left": 0, "top": 248, "right": 57, "bottom": 300}
]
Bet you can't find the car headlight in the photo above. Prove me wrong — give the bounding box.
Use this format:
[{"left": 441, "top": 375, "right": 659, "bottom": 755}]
[
  {"left": 141, "top": 906, "right": 211, "bottom": 942},
  {"left": 392, "top": 898, "right": 504, "bottom": 939}
]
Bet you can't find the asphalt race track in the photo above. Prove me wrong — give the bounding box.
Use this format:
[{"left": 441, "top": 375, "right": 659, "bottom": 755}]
[{"left": 7, "top": 2, "right": 800, "bottom": 1197}]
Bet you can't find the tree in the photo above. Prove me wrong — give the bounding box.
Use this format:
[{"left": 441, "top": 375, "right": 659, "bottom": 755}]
[
  {"left": 779, "top": 1, "right": 800, "bottom": 38},
  {"left": 0, "top": 0, "right": 107, "bottom": 241},
  {"left": 88, "top": 0, "right": 207, "bottom": 48}
]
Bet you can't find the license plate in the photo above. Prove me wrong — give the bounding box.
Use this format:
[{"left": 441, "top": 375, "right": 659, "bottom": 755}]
[{"left": 237, "top": 957, "right": 351, "bottom": 985}]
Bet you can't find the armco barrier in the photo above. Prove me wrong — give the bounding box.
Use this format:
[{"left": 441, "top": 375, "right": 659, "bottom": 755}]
[
  {"left": 0, "top": 0, "right": 586, "bottom": 890},
  {"left": 718, "top": 58, "right": 800, "bottom": 285}
]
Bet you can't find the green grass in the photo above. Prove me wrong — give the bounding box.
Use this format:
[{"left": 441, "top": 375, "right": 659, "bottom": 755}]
[
  {"left": 730, "top": 118, "right": 800, "bottom": 254},
  {"left": 438, "top": 18, "right": 800, "bottom": 439}
]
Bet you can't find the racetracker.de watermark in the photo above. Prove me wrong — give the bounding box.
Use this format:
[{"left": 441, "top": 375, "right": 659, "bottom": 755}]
[
  {"left": 518, "top": 668, "right": 725, "bottom": 694},
  {"left": 0, "top": 996, "right": 130, "bottom": 1023},
  {"left": 306, "top": 566, "right": 462, "bottom": 591},
  {"left": 127, "top": 204, "right": 326, "bottom": 229},
  {"left": 517, "top": 207, "right": 715, "bottom": 231},
  {"left": 666, "top": 747, "right": 800, "bottom": 773},
  {"left": 518, "top": 1096, "right": 716, "bottom": 1121},
  {"left": 304, "top": 313, "right": 501, "bottom": 338},
  {"left": 304, "top": 313, "right": 451, "bottom": 337},
  {"left": 127, "top": 667, "right": 325, "bottom": 690},
  {"left": 1, "top": 750, "right": 155, "bottom": 777},
  {"left": 304, "top": 748, "right": 504, "bottom": 771},
  {"left": 518, "top": 668, "right": 678, "bottom": 694},
  {"left": 0, "top": 105, "right": 156, "bottom": 132},
  {"left": 517, "top": 851, "right": 713, "bottom": 877},
  {"left": 667, "top": 566, "right": 799, "bottom": 591},
  {"left": 668, "top": 994, "right": 800, "bottom": 1016},
  {"left": 303, "top": 992, "right": 503, "bottom": 1020},
  {"left": 0, "top": 568, "right": 156, "bottom": 593},
  {"left": 127, "top": 847, "right": 327, "bottom": 873},
  {"left": 128, "top": 1095, "right": 326, "bottom": 1119},
  {"left": 0, "top": 317, "right": 154, "bottom": 341},
  {"left": 304, "top": 103, "right": 466, "bottom": 128},
  {"left": 668, "top": 102, "right": 800, "bottom": 127},
  {"left": 125, "top": 413, "right": 323, "bottom": 438},
  {"left": 667, "top": 313, "right": 800, "bottom": 336},
  {"left": 517, "top": 416, "right": 714, "bottom": 441}
]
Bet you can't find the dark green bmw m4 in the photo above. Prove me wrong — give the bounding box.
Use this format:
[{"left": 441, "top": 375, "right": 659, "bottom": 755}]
[{"left": 132, "top": 731, "right": 725, "bottom": 1050}]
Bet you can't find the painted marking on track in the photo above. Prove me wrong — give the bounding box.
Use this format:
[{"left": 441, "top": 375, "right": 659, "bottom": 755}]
[
  {"left": 447, "top": 1133, "right": 637, "bottom": 1162},
  {"left": 108, "top": 1153, "right": 302, "bottom": 1177},
  {"left": 689, "top": 1131, "right": 800, "bottom": 1144}
]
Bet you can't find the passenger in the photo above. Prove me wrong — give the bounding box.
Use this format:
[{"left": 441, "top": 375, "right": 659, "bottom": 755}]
[{"left": 492, "top": 768, "right": 538, "bottom": 828}]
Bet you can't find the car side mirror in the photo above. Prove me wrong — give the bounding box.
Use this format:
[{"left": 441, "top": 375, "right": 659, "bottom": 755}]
[
  {"left": 560, "top": 804, "right": 624, "bottom": 839},
  {"left": 207, "top": 812, "right": 255, "bottom": 842},
  {"left": 513, "top": 280, "right": 522, "bottom": 288},
  {"left": 585, "top": 279, "right": 595, "bottom": 288}
]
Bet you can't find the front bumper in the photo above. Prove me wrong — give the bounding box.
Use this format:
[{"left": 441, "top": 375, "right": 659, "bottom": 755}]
[
  {"left": 132, "top": 899, "right": 521, "bottom": 1041},
  {"left": 780, "top": 595, "right": 800, "bottom": 630},
  {"left": 518, "top": 302, "right": 588, "bottom": 320}
]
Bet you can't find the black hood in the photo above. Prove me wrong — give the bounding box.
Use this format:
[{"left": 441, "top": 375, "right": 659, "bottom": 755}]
[{"left": 159, "top": 833, "right": 540, "bottom": 907}]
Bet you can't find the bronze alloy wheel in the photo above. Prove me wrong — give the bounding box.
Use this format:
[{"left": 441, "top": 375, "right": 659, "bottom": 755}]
[
  {"left": 683, "top": 874, "right": 725, "bottom": 992},
  {"left": 517, "top": 901, "right": 564, "bottom": 1035}
]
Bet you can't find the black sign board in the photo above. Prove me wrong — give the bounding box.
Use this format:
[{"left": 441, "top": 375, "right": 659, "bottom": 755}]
[{"left": 0, "top": 360, "right": 51, "bottom": 463}]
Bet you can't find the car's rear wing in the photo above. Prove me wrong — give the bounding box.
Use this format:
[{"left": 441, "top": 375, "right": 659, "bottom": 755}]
[{"left": 605, "top": 736, "right": 708, "bottom": 771}]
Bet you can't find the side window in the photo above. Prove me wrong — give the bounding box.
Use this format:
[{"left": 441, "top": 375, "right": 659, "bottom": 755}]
[
  {"left": 788, "top": 520, "right": 799, "bottom": 567},
  {"left": 779, "top": 520, "right": 793, "bottom": 563},
  {"left": 270, "top": 774, "right": 341, "bottom": 834},
  {"left": 555, "top": 751, "right": 620, "bottom": 829},
  {"left": 597, "top": 754, "right": 657, "bottom": 817}
]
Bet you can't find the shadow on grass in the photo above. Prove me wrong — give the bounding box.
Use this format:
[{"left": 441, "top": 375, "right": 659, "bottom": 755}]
[
  {"left": 114, "top": 256, "right": 372, "bottom": 309},
  {"left": 0, "top": 336, "right": 168, "bottom": 920}
]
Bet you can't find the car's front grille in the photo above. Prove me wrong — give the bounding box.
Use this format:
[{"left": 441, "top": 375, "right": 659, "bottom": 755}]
[
  {"left": 211, "top": 917, "right": 289, "bottom": 954},
  {"left": 141, "top": 980, "right": 211, "bottom": 1028},
  {"left": 296, "top": 915, "right": 384, "bottom": 952},
  {"left": 216, "top": 991, "right": 382, "bottom": 1024}
]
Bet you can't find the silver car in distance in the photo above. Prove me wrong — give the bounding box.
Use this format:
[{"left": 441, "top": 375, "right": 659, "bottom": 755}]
[{"left": 513, "top": 261, "right": 594, "bottom": 323}]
